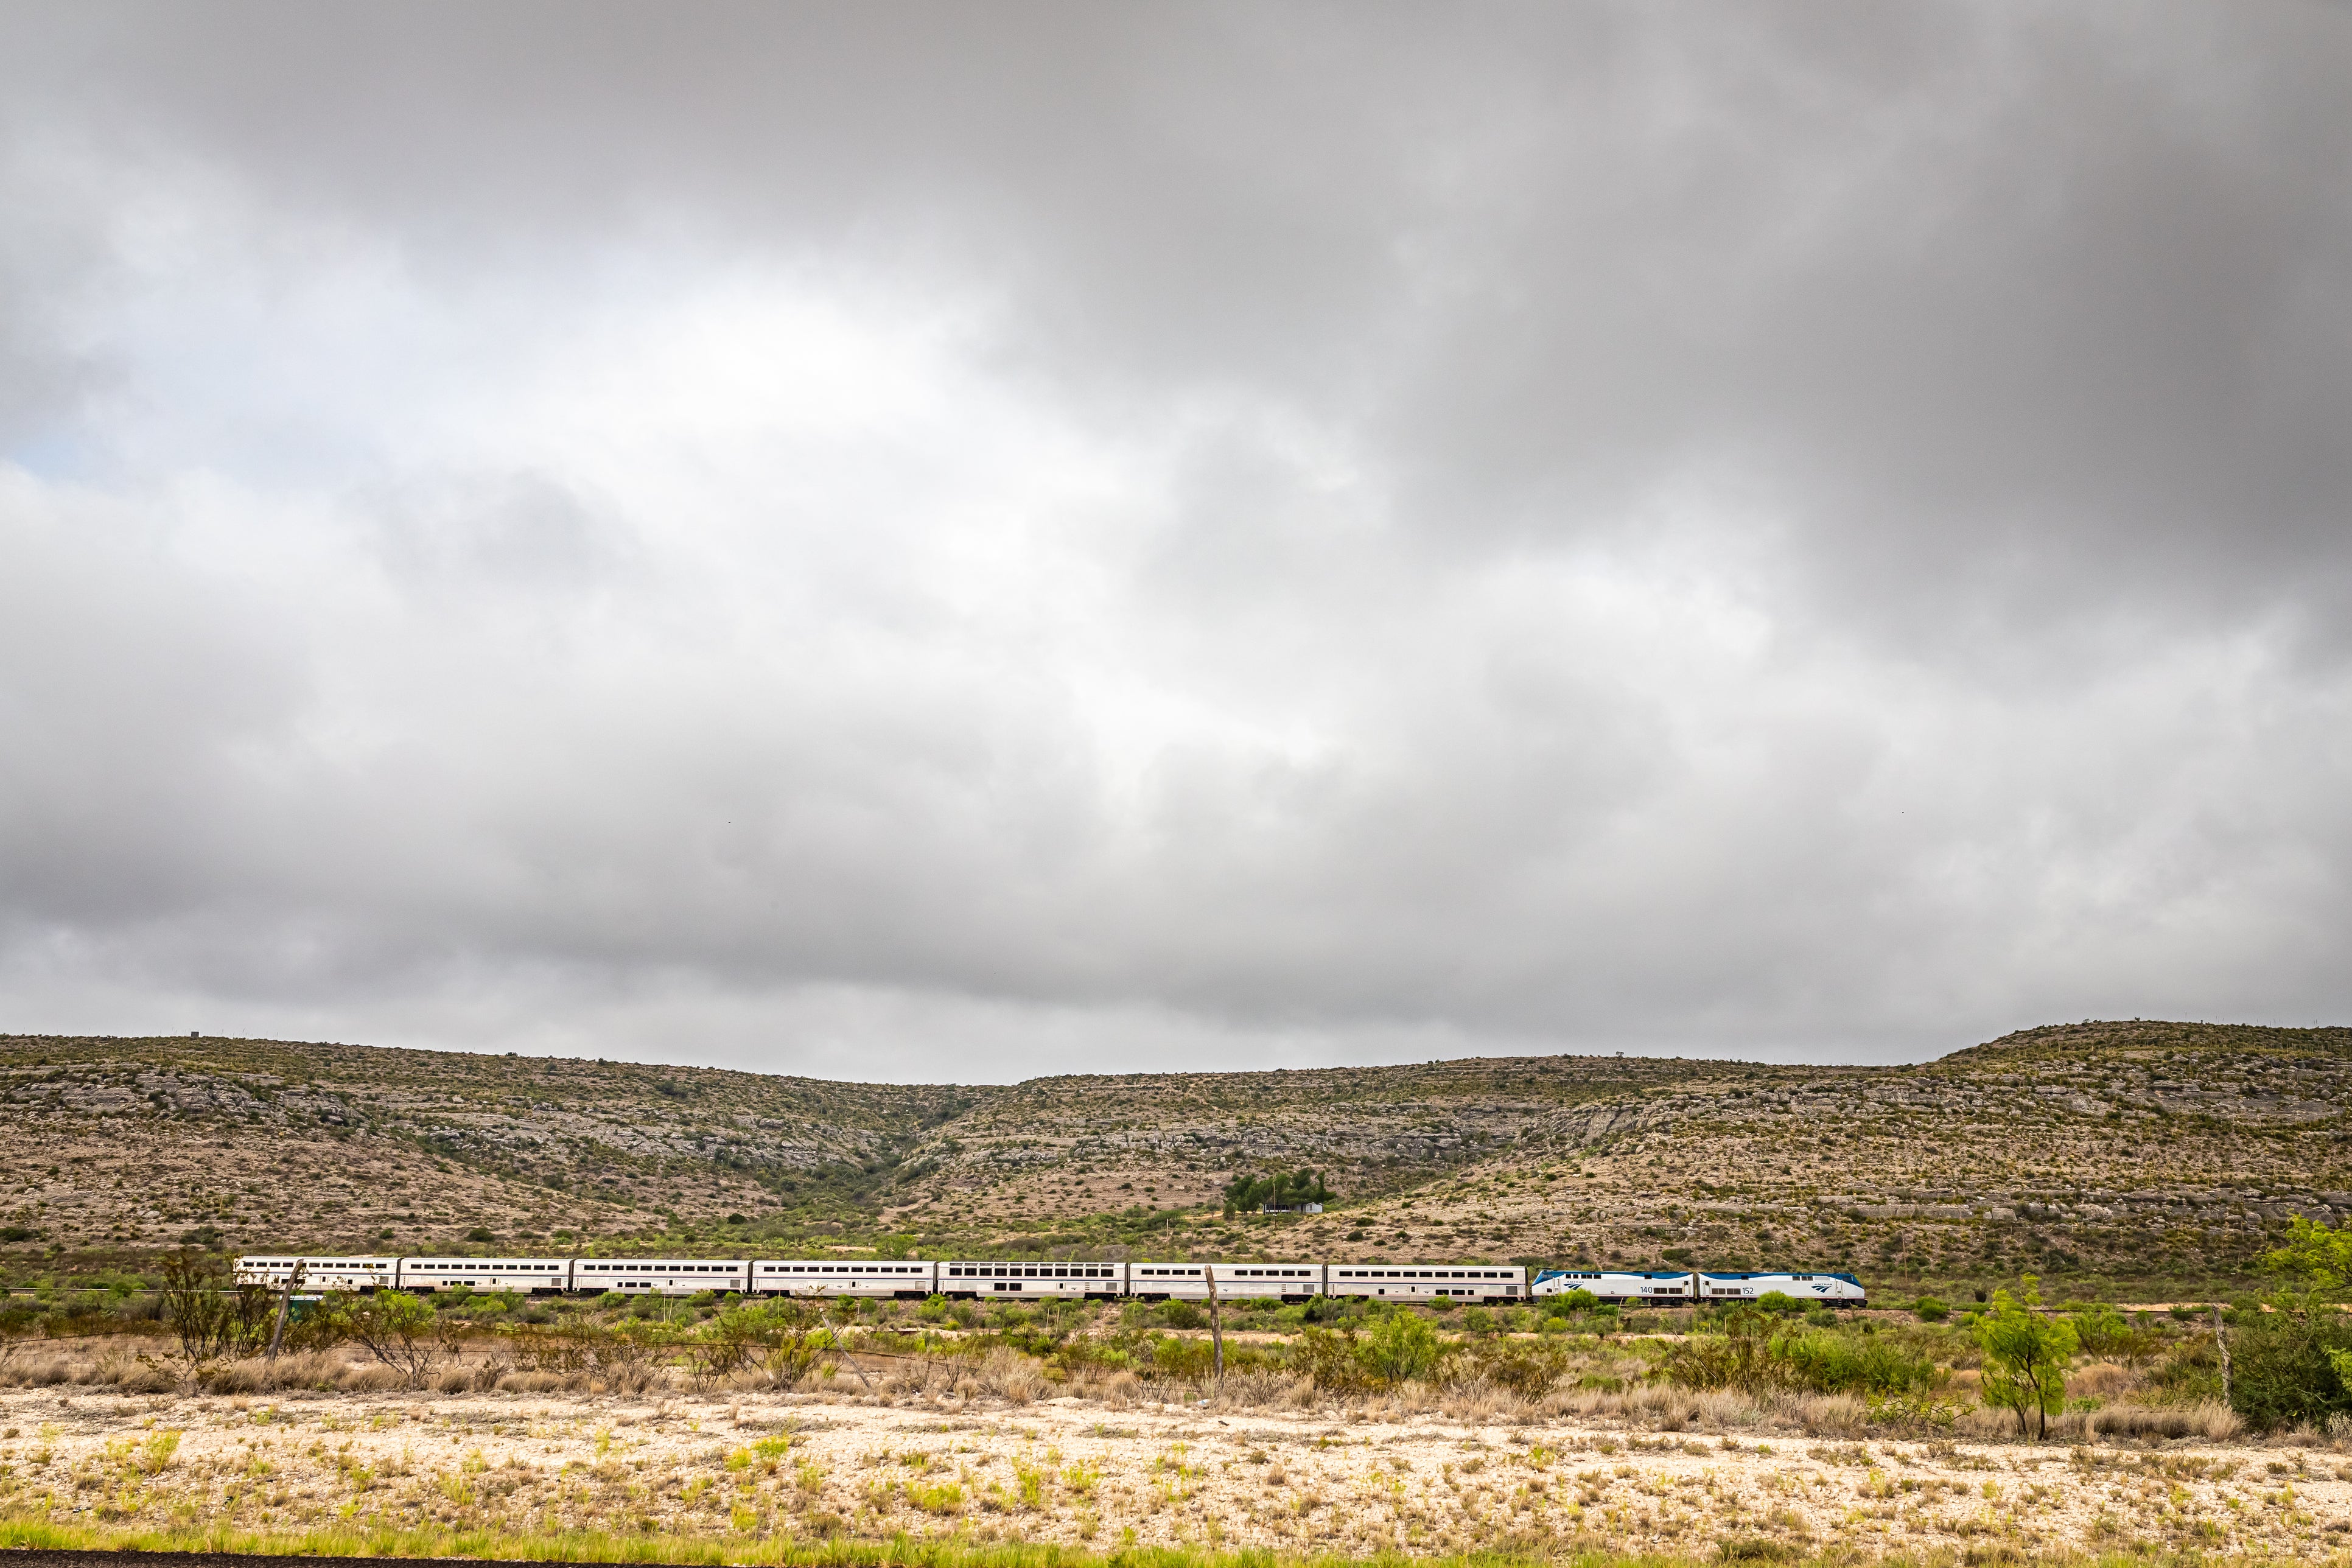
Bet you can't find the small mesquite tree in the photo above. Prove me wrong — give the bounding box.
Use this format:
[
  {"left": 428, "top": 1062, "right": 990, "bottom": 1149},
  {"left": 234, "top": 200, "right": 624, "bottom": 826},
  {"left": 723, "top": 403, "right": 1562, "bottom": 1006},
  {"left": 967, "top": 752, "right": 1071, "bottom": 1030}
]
[
  {"left": 156, "top": 1250, "right": 274, "bottom": 1370},
  {"left": 321, "top": 1290, "right": 443, "bottom": 1388},
  {"left": 1222, "top": 1168, "right": 1335, "bottom": 1216},
  {"left": 1972, "top": 1275, "right": 2077, "bottom": 1441}
]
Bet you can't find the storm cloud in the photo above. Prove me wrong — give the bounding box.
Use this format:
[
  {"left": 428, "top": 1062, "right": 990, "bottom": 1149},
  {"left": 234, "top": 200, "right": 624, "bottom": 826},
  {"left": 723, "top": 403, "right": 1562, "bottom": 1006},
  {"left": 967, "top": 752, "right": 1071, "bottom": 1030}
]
[{"left": 2, "top": 2, "right": 2347, "bottom": 1077}]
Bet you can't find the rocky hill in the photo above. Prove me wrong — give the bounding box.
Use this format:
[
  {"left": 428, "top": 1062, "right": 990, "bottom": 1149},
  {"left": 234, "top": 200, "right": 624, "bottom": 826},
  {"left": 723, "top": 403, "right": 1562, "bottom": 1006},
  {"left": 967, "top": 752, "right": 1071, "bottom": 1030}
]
[{"left": 1, "top": 1020, "right": 2343, "bottom": 1299}]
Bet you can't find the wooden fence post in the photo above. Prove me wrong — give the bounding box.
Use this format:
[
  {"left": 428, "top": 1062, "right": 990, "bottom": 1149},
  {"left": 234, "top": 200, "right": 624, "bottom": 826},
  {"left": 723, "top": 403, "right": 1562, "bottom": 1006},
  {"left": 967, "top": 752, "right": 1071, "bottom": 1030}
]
[
  {"left": 267, "top": 1259, "right": 307, "bottom": 1365},
  {"left": 1203, "top": 1262, "right": 1223, "bottom": 1390}
]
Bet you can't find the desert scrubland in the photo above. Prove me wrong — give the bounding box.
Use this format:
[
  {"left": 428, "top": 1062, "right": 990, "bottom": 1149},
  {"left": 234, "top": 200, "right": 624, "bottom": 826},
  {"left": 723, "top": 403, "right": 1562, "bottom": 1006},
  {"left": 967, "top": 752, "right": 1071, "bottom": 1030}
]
[
  {"left": 1, "top": 1311, "right": 2348, "bottom": 1566},
  {"left": 4, "top": 1018, "right": 2350, "bottom": 1561}
]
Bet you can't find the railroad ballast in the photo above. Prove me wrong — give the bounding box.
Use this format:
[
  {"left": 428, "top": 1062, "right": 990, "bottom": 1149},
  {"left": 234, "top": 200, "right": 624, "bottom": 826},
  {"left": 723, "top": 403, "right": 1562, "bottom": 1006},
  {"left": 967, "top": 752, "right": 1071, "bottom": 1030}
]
[{"left": 236, "top": 1255, "right": 1864, "bottom": 1307}]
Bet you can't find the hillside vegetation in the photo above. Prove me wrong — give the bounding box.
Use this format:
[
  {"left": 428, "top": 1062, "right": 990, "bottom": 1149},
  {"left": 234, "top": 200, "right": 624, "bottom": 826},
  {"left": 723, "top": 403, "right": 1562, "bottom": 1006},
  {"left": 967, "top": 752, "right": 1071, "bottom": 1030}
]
[{"left": 1, "top": 1020, "right": 2343, "bottom": 1300}]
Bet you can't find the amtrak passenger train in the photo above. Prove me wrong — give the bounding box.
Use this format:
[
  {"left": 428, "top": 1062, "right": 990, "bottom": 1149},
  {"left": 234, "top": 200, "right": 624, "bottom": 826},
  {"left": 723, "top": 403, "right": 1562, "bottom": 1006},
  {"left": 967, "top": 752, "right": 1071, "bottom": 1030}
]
[{"left": 234, "top": 1255, "right": 1864, "bottom": 1307}]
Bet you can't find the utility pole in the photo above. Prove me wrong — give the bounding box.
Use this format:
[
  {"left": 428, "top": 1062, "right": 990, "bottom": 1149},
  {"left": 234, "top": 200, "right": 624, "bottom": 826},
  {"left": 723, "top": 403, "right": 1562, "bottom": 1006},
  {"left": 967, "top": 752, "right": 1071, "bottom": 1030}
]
[{"left": 266, "top": 1259, "right": 307, "bottom": 1365}]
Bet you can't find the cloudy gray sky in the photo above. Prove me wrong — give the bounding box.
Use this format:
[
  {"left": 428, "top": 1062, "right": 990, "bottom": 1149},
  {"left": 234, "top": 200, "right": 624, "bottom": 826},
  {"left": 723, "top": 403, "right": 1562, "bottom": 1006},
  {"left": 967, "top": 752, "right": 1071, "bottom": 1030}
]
[{"left": 2, "top": 2, "right": 2347, "bottom": 1080}]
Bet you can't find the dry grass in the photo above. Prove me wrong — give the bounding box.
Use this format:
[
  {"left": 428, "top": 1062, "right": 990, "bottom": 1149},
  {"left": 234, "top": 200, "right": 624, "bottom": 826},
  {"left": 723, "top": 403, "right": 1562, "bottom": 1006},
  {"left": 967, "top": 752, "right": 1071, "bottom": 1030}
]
[{"left": 2, "top": 1374, "right": 2343, "bottom": 1563}]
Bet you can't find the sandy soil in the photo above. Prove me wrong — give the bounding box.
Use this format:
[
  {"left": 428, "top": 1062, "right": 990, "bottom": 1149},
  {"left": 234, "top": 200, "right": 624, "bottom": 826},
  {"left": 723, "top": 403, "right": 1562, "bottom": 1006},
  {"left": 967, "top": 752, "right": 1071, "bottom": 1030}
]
[{"left": 2, "top": 1384, "right": 2347, "bottom": 1561}]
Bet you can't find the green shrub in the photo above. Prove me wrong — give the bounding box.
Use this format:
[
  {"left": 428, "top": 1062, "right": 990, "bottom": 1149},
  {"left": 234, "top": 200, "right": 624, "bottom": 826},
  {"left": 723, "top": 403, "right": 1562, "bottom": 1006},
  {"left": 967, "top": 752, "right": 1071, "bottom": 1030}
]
[
  {"left": 1157, "top": 1300, "right": 1203, "bottom": 1330},
  {"left": 1914, "top": 1296, "right": 1950, "bottom": 1322},
  {"left": 1755, "top": 1291, "right": 1804, "bottom": 1316},
  {"left": 1358, "top": 1311, "right": 1441, "bottom": 1386},
  {"left": 1452, "top": 1333, "right": 1578, "bottom": 1397},
  {"left": 1546, "top": 1287, "right": 1598, "bottom": 1315},
  {"left": 2225, "top": 1306, "right": 2352, "bottom": 1432},
  {"left": 1664, "top": 1311, "right": 1940, "bottom": 1397},
  {"left": 2068, "top": 1302, "right": 2127, "bottom": 1355},
  {"left": 1149, "top": 1335, "right": 1213, "bottom": 1380}
]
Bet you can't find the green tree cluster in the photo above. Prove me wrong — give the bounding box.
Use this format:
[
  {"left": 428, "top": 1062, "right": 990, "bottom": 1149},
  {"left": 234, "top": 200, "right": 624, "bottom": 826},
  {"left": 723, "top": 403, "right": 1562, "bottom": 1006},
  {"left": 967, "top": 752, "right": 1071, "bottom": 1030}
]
[{"left": 1221, "top": 1168, "right": 1334, "bottom": 1214}]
